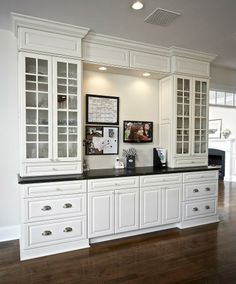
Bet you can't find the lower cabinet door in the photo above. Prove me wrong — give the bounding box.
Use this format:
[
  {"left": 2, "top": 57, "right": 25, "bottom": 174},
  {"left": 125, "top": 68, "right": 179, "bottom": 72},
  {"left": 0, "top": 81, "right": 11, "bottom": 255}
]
[
  {"left": 140, "top": 186, "right": 162, "bottom": 228},
  {"left": 162, "top": 185, "right": 182, "bottom": 224},
  {"left": 88, "top": 191, "right": 115, "bottom": 238},
  {"left": 115, "top": 188, "right": 139, "bottom": 233}
]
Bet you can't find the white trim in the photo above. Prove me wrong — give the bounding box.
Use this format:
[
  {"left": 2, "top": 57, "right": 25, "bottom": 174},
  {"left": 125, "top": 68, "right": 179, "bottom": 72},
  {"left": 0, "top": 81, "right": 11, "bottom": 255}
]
[
  {"left": 11, "top": 13, "right": 90, "bottom": 39},
  {"left": 0, "top": 225, "right": 20, "bottom": 242}
]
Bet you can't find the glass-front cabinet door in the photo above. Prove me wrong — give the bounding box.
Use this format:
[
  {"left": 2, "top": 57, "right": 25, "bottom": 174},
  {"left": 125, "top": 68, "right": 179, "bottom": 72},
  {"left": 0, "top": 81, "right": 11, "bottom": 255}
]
[
  {"left": 193, "top": 79, "right": 208, "bottom": 155},
  {"left": 24, "top": 54, "right": 52, "bottom": 160},
  {"left": 54, "top": 58, "right": 81, "bottom": 160},
  {"left": 176, "top": 77, "right": 191, "bottom": 155}
]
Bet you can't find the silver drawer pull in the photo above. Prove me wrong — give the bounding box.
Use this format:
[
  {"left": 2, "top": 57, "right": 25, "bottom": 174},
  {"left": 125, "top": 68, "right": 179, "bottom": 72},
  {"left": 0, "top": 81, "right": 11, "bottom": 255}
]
[
  {"left": 205, "top": 187, "right": 211, "bottom": 191},
  {"left": 193, "top": 207, "right": 199, "bottom": 212},
  {"left": 42, "top": 230, "right": 52, "bottom": 236},
  {"left": 63, "top": 227, "right": 73, "bottom": 233},
  {"left": 41, "top": 205, "right": 52, "bottom": 211},
  {"left": 193, "top": 188, "right": 199, "bottom": 193},
  {"left": 205, "top": 205, "right": 210, "bottom": 210},
  {"left": 115, "top": 183, "right": 120, "bottom": 186},
  {"left": 52, "top": 168, "right": 58, "bottom": 171},
  {"left": 63, "top": 203, "right": 72, "bottom": 209}
]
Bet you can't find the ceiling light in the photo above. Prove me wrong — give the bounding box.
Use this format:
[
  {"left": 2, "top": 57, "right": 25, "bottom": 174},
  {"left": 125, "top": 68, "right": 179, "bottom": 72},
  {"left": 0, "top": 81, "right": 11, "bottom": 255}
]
[
  {"left": 143, "top": 72, "right": 150, "bottom": 77},
  {"left": 131, "top": 1, "right": 144, "bottom": 10},
  {"left": 98, "top": 66, "right": 107, "bottom": 71}
]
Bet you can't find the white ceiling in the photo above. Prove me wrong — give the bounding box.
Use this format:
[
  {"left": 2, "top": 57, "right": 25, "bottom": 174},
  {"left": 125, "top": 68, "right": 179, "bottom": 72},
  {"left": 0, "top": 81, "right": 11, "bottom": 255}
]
[{"left": 1, "top": 0, "right": 236, "bottom": 70}]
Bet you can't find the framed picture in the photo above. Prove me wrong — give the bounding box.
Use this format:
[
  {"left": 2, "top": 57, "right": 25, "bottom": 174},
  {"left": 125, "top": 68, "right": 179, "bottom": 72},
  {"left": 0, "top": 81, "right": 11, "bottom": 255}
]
[
  {"left": 86, "top": 94, "right": 119, "bottom": 125},
  {"left": 209, "top": 119, "right": 222, "bottom": 139},
  {"left": 85, "top": 126, "right": 119, "bottom": 155},
  {"left": 123, "top": 121, "right": 153, "bottom": 143}
]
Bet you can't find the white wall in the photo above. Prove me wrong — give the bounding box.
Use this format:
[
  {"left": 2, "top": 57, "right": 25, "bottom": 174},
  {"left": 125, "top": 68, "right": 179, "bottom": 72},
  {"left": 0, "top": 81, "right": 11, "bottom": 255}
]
[
  {"left": 0, "top": 30, "right": 20, "bottom": 240},
  {"left": 83, "top": 71, "right": 159, "bottom": 169},
  {"left": 210, "top": 65, "right": 236, "bottom": 92}
]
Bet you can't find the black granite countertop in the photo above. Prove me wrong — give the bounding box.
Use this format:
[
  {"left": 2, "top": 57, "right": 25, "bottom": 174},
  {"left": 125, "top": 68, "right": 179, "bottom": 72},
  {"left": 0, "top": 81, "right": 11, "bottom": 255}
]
[{"left": 18, "top": 166, "right": 220, "bottom": 184}]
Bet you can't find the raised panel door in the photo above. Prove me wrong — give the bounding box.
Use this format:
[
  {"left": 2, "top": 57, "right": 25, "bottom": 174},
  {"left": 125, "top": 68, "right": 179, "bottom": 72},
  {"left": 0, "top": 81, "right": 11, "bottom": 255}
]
[
  {"left": 162, "top": 185, "right": 181, "bottom": 224},
  {"left": 115, "top": 188, "right": 139, "bottom": 233},
  {"left": 140, "top": 187, "right": 162, "bottom": 229},
  {"left": 88, "top": 191, "right": 114, "bottom": 238}
]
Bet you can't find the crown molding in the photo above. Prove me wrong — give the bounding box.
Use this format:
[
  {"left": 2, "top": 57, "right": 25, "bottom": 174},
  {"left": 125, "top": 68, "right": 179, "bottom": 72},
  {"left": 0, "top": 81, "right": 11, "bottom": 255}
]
[
  {"left": 11, "top": 13, "right": 90, "bottom": 39},
  {"left": 170, "top": 46, "right": 217, "bottom": 63},
  {"left": 84, "top": 32, "right": 170, "bottom": 57}
]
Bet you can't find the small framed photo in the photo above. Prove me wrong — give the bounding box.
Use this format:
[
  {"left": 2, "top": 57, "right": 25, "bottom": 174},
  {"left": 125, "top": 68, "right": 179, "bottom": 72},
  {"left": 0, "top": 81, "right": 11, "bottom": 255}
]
[
  {"left": 209, "top": 119, "right": 222, "bottom": 139},
  {"left": 85, "top": 126, "right": 119, "bottom": 155},
  {"left": 86, "top": 94, "right": 119, "bottom": 125}
]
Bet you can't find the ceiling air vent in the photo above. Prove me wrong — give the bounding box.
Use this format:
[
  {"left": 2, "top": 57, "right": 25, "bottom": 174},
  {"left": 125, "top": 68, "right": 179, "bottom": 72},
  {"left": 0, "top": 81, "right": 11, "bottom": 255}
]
[{"left": 144, "top": 8, "right": 181, "bottom": 26}]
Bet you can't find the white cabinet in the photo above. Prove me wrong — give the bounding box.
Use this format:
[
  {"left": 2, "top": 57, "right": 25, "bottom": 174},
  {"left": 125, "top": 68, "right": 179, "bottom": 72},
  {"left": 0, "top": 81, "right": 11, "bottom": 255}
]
[
  {"left": 159, "top": 75, "right": 209, "bottom": 168},
  {"left": 115, "top": 188, "right": 139, "bottom": 233},
  {"left": 88, "top": 191, "right": 115, "bottom": 238},
  {"left": 20, "top": 180, "right": 88, "bottom": 260},
  {"left": 88, "top": 177, "right": 139, "bottom": 238},
  {"left": 162, "top": 185, "right": 181, "bottom": 224},
  {"left": 140, "top": 186, "right": 162, "bottom": 228},
  {"left": 20, "top": 52, "right": 82, "bottom": 176},
  {"left": 140, "top": 174, "right": 182, "bottom": 229}
]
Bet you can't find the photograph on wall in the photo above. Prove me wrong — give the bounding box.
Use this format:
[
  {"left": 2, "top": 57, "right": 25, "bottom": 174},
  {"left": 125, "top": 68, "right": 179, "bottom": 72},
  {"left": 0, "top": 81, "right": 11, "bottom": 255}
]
[
  {"left": 86, "top": 94, "right": 119, "bottom": 125},
  {"left": 209, "top": 119, "right": 222, "bottom": 139},
  {"left": 123, "top": 121, "right": 153, "bottom": 143},
  {"left": 85, "top": 126, "right": 119, "bottom": 155}
]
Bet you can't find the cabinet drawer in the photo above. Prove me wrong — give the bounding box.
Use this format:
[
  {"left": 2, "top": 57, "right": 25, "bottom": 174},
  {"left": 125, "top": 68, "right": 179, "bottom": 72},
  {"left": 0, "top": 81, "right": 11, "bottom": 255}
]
[
  {"left": 140, "top": 174, "right": 182, "bottom": 187},
  {"left": 23, "top": 162, "right": 82, "bottom": 176},
  {"left": 24, "top": 194, "right": 86, "bottom": 222},
  {"left": 183, "top": 182, "right": 218, "bottom": 201},
  {"left": 23, "top": 181, "right": 86, "bottom": 198},
  {"left": 23, "top": 216, "right": 86, "bottom": 248},
  {"left": 175, "top": 157, "right": 208, "bottom": 167},
  {"left": 182, "top": 199, "right": 217, "bottom": 220},
  {"left": 88, "top": 176, "right": 139, "bottom": 192},
  {"left": 183, "top": 171, "right": 218, "bottom": 183}
]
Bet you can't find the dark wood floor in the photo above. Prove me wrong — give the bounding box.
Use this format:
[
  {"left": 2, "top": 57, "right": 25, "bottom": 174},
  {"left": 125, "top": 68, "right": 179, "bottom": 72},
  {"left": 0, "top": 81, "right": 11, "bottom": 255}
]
[{"left": 1, "top": 181, "right": 236, "bottom": 284}]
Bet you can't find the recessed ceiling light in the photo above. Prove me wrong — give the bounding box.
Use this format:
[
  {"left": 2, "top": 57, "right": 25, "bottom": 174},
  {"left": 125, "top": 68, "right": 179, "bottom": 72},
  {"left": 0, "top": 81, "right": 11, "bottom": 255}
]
[
  {"left": 98, "top": 66, "right": 107, "bottom": 71},
  {"left": 143, "top": 72, "right": 150, "bottom": 77},
  {"left": 131, "top": 1, "right": 144, "bottom": 10}
]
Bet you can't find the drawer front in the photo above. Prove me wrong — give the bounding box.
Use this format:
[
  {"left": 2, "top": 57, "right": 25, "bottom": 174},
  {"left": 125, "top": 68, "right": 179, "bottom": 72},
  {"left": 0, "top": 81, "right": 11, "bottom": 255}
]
[
  {"left": 24, "top": 217, "right": 86, "bottom": 248},
  {"left": 24, "top": 194, "right": 86, "bottom": 222},
  {"left": 88, "top": 176, "right": 139, "bottom": 192},
  {"left": 23, "top": 162, "right": 82, "bottom": 176},
  {"left": 183, "top": 199, "right": 217, "bottom": 220},
  {"left": 175, "top": 157, "right": 207, "bottom": 167},
  {"left": 140, "top": 174, "right": 182, "bottom": 187},
  {"left": 23, "top": 181, "right": 86, "bottom": 198},
  {"left": 183, "top": 182, "right": 218, "bottom": 201},
  {"left": 183, "top": 171, "right": 218, "bottom": 183}
]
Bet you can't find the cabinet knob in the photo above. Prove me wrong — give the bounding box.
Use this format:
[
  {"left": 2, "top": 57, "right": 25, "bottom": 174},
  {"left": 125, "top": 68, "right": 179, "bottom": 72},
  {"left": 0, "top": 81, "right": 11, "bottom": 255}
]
[
  {"left": 205, "top": 205, "right": 210, "bottom": 210},
  {"left": 193, "top": 188, "right": 199, "bottom": 193},
  {"left": 42, "top": 230, "right": 52, "bottom": 236},
  {"left": 205, "top": 187, "right": 211, "bottom": 191},
  {"left": 193, "top": 207, "right": 199, "bottom": 212},
  {"left": 63, "top": 203, "right": 72, "bottom": 209},
  {"left": 41, "top": 205, "right": 52, "bottom": 211},
  {"left": 63, "top": 227, "right": 73, "bottom": 233}
]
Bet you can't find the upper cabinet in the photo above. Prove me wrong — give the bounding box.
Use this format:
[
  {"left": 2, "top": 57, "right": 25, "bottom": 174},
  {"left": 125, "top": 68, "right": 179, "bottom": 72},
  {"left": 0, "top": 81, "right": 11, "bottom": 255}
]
[
  {"left": 159, "top": 75, "right": 209, "bottom": 168},
  {"left": 20, "top": 53, "right": 83, "bottom": 176}
]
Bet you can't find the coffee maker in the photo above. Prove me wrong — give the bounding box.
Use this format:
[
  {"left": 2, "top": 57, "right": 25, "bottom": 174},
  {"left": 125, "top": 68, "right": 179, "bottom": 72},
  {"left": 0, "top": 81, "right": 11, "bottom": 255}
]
[{"left": 153, "top": 148, "right": 167, "bottom": 168}]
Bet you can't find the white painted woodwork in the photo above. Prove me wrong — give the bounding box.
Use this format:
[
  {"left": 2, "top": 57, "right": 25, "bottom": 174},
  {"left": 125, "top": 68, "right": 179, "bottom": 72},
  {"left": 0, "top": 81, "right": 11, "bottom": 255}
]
[
  {"left": 88, "top": 176, "right": 139, "bottom": 192},
  {"left": 183, "top": 171, "right": 218, "bottom": 183},
  {"left": 175, "top": 157, "right": 208, "bottom": 167},
  {"left": 83, "top": 42, "right": 129, "bottom": 67},
  {"left": 140, "top": 173, "right": 182, "bottom": 187},
  {"left": 130, "top": 51, "right": 170, "bottom": 73},
  {"left": 182, "top": 199, "right": 217, "bottom": 220},
  {"left": 162, "top": 185, "right": 182, "bottom": 224},
  {"left": 140, "top": 186, "right": 162, "bottom": 228},
  {"left": 183, "top": 181, "right": 218, "bottom": 201},
  {"left": 88, "top": 191, "right": 115, "bottom": 238},
  {"left": 115, "top": 188, "right": 139, "bottom": 233},
  {"left": 171, "top": 56, "right": 210, "bottom": 77},
  {"left": 23, "top": 216, "right": 86, "bottom": 248},
  {"left": 24, "top": 194, "right": 86, "bottom": 222}
]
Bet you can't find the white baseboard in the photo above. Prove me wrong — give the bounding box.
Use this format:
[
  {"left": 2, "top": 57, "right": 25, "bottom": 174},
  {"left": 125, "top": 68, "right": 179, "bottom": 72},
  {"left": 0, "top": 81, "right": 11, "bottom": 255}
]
[{"left": 0, "top": 225, "right": 20, "bottom": 242}]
